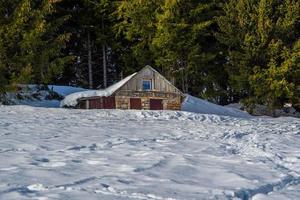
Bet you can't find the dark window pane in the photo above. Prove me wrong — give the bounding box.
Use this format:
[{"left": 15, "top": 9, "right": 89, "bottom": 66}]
[{"left": 143, "top": 80, "right": 151, "bottom": 90}]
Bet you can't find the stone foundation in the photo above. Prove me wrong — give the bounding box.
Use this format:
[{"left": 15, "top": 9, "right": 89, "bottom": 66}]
[
  {"left": 116, "top": 97, "right": 130, "bottom": 109},
  {"left": 115, "top": 95, "right": 181, "bottom": 110}
]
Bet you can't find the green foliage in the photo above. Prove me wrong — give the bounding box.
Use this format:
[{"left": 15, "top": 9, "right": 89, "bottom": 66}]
[
  {"left": 217, "top": 0, "right": 300, "bottom": 110},
  {"left": 10, "top": 64, "right": 34, "bottom": 86},
  {"left": 153, "top": 0, "right": 226, "bottom": 98},
  {"left": 0, "top": 0, "right": 71, "bottom": 92},
  {"left": 115, "top": 0, "right": 160, "bottom": 68},
  {"left": 0, "top": 0, "right": 299, "bottom": 111}
]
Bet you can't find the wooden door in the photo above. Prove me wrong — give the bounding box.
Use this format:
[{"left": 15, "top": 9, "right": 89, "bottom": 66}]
[
  {"left": 150, "top": 99, "right": 163, "bottom": 110},
  {"left": 103, "top": 96, "right": 116, "bottom": 109},
  {"left": 130, "top": 98, "right": 142, "bottom": 109},
  {"left": 79, "top": 100, "right": 88, "bottom": 109},
  {"left": 89, "top": 98, "right": 102, "bottom": 109}
]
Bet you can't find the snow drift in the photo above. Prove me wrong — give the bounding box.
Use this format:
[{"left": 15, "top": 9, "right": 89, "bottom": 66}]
[
  {"left": 48, "top": 85, "right": 87, "bottom": 97},
  {"left": 182, "top": 95, "right": 250, "bottom": 118}
]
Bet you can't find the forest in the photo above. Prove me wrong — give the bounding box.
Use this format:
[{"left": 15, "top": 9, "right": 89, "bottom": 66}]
[{"left": 0, "top": 0, "right": 299, "bottom": 112}]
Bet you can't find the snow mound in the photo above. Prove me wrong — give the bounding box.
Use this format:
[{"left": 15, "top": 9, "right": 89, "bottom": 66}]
[
  {"left": 182, "top": 95, "right": 250, "bottom": 118},
  {"left": 48, "top": 85, "right": 87, "bottom": 97},
  {"left": 60, "top": 73, "right": 137, "bottom": 107},
  {"left": 1, "top": 85, "right": 63, "bottom": 108}
]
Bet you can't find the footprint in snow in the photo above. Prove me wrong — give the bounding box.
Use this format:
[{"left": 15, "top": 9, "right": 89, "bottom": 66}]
[
  {"left": 40, "top": 162, "right": 66, "bottom": 168},
  {"left": 31, "top": 158, "right": 66, "bottom": 168},
  {"left": 0, "top": 167, "right": 18, "bottom": 171},
  {"left": 67, "top": 145, "right": 86, "bottom": 151},
  {"left": 86, "top": 160, "right": 101, "bottom": 165},
  {"left": 86, "top": 157, "right": 108, "bottom": 165},
  {"left": 27, "top": 184, "right": 47, "bottom": 191}
]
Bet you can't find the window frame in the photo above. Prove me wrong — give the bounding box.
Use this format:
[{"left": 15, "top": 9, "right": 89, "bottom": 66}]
[{"left": 142, "top": 79, "right": 152, "bottom": 91}]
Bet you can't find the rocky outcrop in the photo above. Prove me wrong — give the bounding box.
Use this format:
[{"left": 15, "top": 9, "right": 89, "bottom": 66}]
[{"left": 249, "top": 104, "right": 300, "bottom": 118}]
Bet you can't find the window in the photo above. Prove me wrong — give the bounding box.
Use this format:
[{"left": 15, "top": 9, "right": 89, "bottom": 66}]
[{"left": 142, "top": 80, "right": 152, "bottom": 90}]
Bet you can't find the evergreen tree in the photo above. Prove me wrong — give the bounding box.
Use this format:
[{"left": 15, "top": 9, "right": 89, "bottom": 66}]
[
  {"left": 115, "top": 0, "right": 161, "bottom": 72},
  {"left": 153, "top": 0, "right": 227, "bottom": 102},
  {"left": 217, "top": 0, "right": 300, "bottom": 110},
  {"left": 0, "top": 0, "right": 71, "bottom": 92},
  {"left": 57, "top": 0, "right": 120, "bottom": 88}
]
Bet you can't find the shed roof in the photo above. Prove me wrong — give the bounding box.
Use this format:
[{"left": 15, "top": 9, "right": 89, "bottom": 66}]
[{"left": 60, "top": 73, "right": 137, "bottom": 107}]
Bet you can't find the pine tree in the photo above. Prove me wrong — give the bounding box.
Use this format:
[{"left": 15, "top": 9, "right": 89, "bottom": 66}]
[
  {"left": 56, "top": 0, "right": 121, "bottom": 88},
  {"left": 217, "top": 0, "right": 300, "bottom": 110},
  {"left": 0, "top": 0, "right": 71, "bottom": 92},
  {"left": 115, "top": 0, "right": 161, "bottom": 72},
  {"left": 153, "top": 0, "right": 227, "bottom": 100}
]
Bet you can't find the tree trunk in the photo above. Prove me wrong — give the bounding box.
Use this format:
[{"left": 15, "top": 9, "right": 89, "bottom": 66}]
[
  {"left": 102, "top": 15, "right": 107, "bottom": 88},
  {"left": 102, "top": 44, "right": 107, "bottom": 88},
  {"left": 87, "top": 30, "right": 93, "bottom": 89},
  {"left": 181, "top": 68, "right": 185, "bottom": 93}
]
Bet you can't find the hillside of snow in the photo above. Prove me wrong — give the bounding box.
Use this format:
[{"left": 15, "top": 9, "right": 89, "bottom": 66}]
[{"left": 0, "top": 106, "right": 300, "bottom": 200}]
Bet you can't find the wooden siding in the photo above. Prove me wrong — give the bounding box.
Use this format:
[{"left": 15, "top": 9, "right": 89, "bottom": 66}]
[
  {"left": 117, "top": 66, "right": 182, "bottom": 94},
  {"left": 115, "top": 90, "right": 180, "bottom": 99},
  {"left": 78, "top": 97, "right": 116, "bottom": 109}
]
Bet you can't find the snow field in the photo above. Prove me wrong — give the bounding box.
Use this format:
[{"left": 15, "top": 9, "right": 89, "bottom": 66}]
[{"left": 0, "top": 106, "right": 300, "bottom": 199}]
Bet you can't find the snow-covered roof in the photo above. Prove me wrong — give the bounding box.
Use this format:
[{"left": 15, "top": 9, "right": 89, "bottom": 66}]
[{"left": 60, "top": 73, "right": 137, "bottom": 107}]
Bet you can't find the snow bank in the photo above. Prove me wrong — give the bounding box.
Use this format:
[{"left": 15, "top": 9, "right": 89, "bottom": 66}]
[
  {"left": 60, "top": 73, "right": 137, "bottom": 107},
  {"left": 1, "top": 85, "right": 63, "bottom": 108},
  {"left": 182, "top": 95, "right": 250, "bottom": 118},
  {"left": 48, "top": 85, "right": 87, "bottom": 97}
]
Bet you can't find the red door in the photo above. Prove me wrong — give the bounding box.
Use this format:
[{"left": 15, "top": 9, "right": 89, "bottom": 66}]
[
  {"left": 130, "top": 98, "right": 142, "bottom": 109},
  {"left": 103, "top": 96, "right": 116, "bottom": 109},
  {"left": 150, "top": 99, "right": 163, "bottom": 110},
  {"left": 89, "top": 98, "right": 102, "bottom": 109}
]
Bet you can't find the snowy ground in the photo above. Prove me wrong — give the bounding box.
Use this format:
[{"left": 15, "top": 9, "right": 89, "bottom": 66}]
[{"left": 0, "top": 106, "right": 300, "bottom": 200}]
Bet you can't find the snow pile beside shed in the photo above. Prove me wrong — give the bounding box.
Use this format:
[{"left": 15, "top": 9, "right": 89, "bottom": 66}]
[{"left": 181, "top": 95, "right": 250, "bottom": 118}]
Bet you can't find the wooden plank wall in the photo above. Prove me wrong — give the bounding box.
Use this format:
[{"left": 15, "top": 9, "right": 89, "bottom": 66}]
[{"left": 118, "top": 67, "right": 182, "bottom": 94}]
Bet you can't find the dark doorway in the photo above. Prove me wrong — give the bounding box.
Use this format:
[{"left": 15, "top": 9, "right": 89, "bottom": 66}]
[
  {"left": 79, "top": 100, "right": 88, "bottom": 109},
  {"left": 130, "top": 98, "right": 142, "bottom": 109},
  {"left": 103, "top": 96, "right": 116, "bottom": 109},
  {"left": 89, "top": 98, "right": 102, "bottom": 109},
  {"left": 150, "top": 99, "right": 163, "bottom": 110}
]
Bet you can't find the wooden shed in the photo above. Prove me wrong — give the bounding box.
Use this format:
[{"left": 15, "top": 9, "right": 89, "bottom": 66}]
[{"left": 77, "top": 65, "right": 184, "bottom": 110}]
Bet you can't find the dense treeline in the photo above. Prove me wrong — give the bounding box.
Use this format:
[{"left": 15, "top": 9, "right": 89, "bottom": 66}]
[{"left": 0, "top": 0, "right": 299, "bottom": 111}]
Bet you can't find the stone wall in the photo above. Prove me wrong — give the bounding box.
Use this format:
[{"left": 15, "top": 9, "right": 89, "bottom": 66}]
[
  {"left": 115, "top": 94, "right": 182, "bottom": 110},
  {"left": 141, "top": 98, "right": 150, "bottom": 110},
  {"left": 115, "top": 96, "right": 130, "bottom": 109},
  {"left": 166, "top": 100, "right": 181, "bottom": 110}
]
